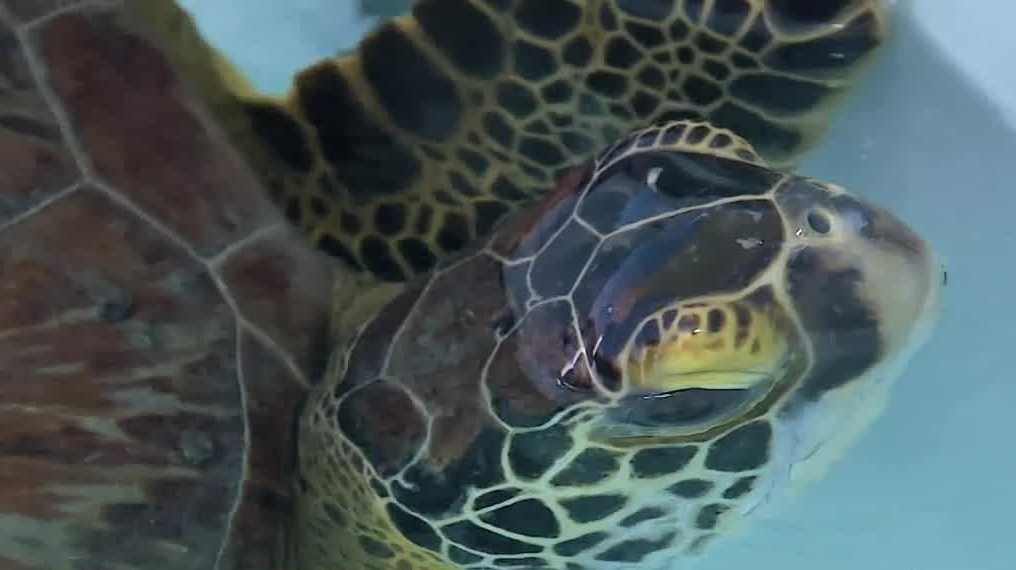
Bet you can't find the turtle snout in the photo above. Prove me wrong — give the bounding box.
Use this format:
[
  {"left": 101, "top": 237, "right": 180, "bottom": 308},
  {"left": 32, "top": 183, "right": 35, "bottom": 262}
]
[{"left": 785, "top": 187, "right": 941, "bottom": 381}]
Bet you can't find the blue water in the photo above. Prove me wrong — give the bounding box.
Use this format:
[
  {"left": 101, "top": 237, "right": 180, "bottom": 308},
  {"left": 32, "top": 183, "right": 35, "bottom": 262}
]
[{"left": 181, "top": 2, "right": 1016, "bottom": 568}]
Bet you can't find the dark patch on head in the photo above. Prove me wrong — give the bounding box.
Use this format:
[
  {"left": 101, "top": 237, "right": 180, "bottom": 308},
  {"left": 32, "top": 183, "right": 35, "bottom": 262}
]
[
  {"left": 244, "top": 102, "right": 313, "bottom": 172},
  {"left": 785, "top": 247, "right": 881, "bottom": 398},
  {"left": 595, "top": 531, "right": 678, "bottom": 563},
  {"left": 442, "top": 520, "right": 543, "bottom": 554},
  {"left": 387, "top": 503, "right": 443, "bottom": 552},
  {"left": 550, "top": 447, "right": 621, "bottom": 487},
  {"left": 731, "top": 74, "right": 833, "bottom": 116},
  {"left": 563, "top": 37, "right": 593, "bottom": 67},
  {"left": 361, "top": 235, "right": 406, "bottom": 281},
  {"left": 514, "top": 40, "right": 557, "bottom": 81},
  {"left": 618, "top": 0, "right": 675, "bottom": 20},
  {"left": 695, "top": 503, "right": 730, "bottom": 530},
  {"left": 764, "top": 12, "right": 881, "bottom": 75},
  {"left": 560, "top": 494, "right": 627, "bottom": 523},
  {"left": 295, "top": 63, "right": 420, "bottom": 195},
  {"left": 667, "top": 478, "right": 713, "bottom": 498},
  {"left": 554, "top": 531, "right": 609, "bottom": 556},
  {"left": 586, "top": 70, "right": 629, "bottom": 98},
  {"left": 515, "top": 0, "right": 582, "bottom": 39},
  {"left": 360, "top": 24, "right": 462, "bottom": 140},
  {"left": 630, "top": 445, "right": 697, "bottom": 479},
  {"left": 722, "top": 475, "right": 757, "bottom": 499},
  {"left": 508, "top": 424, "right": 573, "bottom": 479},
  {"left": 480, "top": 499, "right": 561, "bottom": 538},
  {"left": 336, "top": 381, "right": 425, "bottom": 477},
  {"left": 705, "top": 420, "right": 771, "bottom": 472}
]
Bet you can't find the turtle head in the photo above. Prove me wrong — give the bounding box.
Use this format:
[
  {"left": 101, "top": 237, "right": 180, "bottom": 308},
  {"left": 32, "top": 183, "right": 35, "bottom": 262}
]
[
  {"left": 504, "top": 122, "right": 941, "bottom": 443},
  {"left": 585, "top": 170, "right": 942, "bottom": 441}
]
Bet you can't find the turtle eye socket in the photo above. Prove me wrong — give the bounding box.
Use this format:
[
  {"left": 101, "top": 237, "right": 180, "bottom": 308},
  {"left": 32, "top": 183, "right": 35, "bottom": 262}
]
[{"left": 806, "top": 209, "right": 832, "bottom": 234}]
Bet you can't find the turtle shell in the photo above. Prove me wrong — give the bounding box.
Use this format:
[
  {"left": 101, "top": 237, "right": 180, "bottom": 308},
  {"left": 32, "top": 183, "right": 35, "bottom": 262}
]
[{"left": 0, "top": 4, "right": 333, "bottom": 569}]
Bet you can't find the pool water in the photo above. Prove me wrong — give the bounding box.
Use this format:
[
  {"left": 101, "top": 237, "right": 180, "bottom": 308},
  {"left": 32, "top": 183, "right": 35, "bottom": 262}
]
[{"left": 180, "top": 1, "right": 1016, "bottom": 569}]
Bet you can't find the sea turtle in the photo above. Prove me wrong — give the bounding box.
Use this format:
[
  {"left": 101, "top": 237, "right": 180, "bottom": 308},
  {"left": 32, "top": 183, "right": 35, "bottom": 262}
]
[{"left": 0, "top": 1, "right": 941, "bottom": 570}]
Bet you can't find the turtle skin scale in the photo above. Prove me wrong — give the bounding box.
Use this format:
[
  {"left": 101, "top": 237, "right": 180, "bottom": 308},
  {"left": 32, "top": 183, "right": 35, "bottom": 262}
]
[{"left": 294, "top": 121, "right": 940, "bottom": 570}]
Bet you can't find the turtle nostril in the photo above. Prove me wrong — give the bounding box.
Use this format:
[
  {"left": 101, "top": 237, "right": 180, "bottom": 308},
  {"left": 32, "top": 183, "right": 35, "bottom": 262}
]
[{"left": 806, "top": 210, "right": 831, "bottom": 234}]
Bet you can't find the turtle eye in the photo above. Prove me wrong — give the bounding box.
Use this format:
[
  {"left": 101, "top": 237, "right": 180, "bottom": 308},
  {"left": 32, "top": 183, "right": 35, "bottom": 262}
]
[{"left": 806, "top": 209, "right": 832, "bottom": 234}]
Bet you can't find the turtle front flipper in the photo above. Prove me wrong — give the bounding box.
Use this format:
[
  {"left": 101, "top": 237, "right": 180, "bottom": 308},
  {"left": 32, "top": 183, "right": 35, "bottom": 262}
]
[
  {"left": 0, "top": 2, "right": 336, "bottom": 569},
  {"left": 225, "top": 0, "right": 890, "bottom": 282}
]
